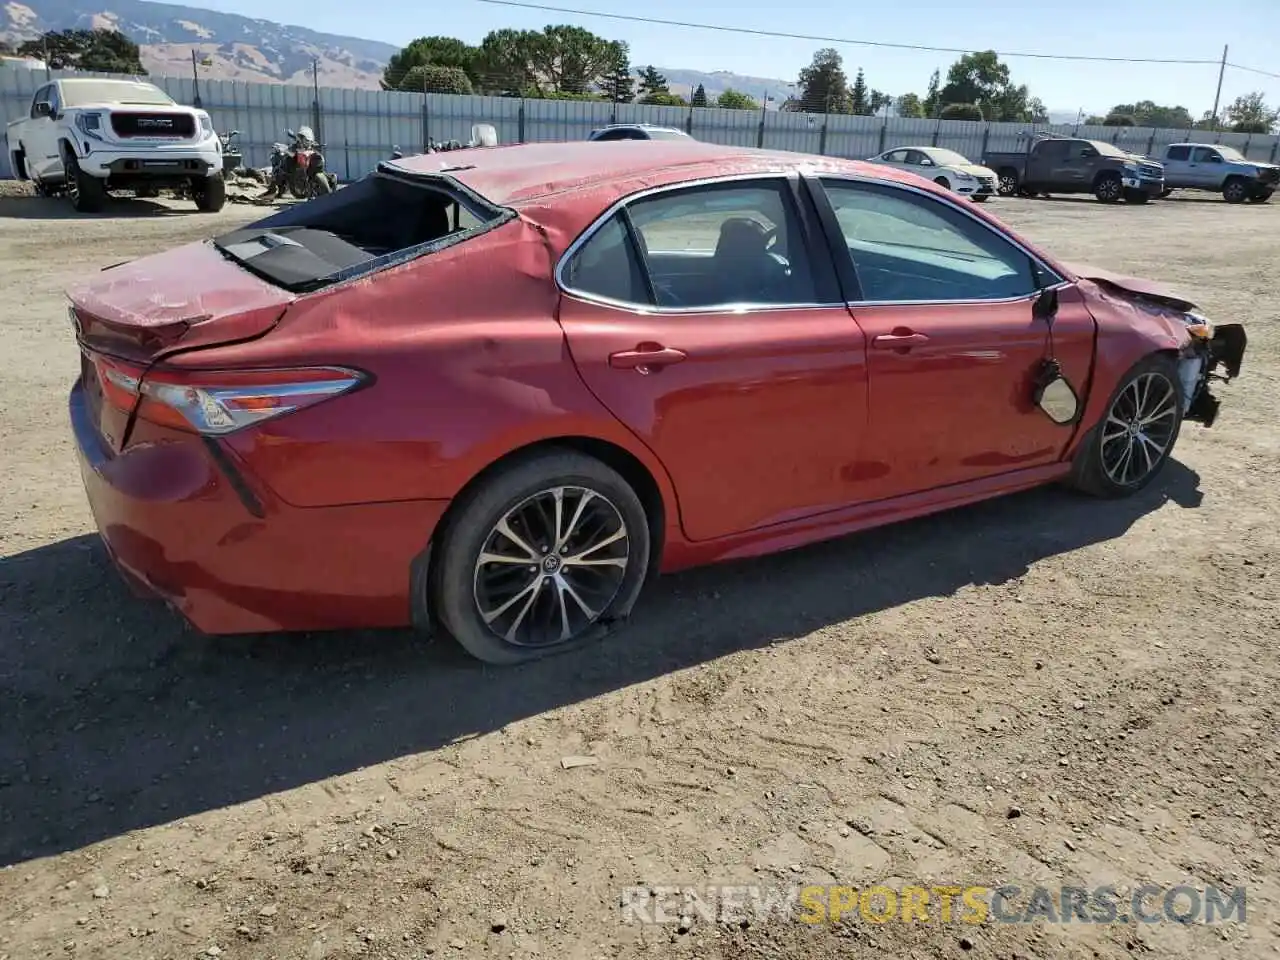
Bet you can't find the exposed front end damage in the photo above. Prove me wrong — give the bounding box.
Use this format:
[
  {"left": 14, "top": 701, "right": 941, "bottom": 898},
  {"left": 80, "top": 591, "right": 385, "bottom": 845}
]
[{"left": 1070, "top": 263, "right": 1247, "bottom": 430}]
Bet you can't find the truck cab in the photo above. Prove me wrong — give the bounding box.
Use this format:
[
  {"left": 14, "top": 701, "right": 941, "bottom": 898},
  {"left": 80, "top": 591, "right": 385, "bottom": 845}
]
[
  {"left": 1159, "top": 143, "right": 1278, "bottom": 203},
  {"left": 982, "top": 136, "right": 1165, "bottom": 204}
]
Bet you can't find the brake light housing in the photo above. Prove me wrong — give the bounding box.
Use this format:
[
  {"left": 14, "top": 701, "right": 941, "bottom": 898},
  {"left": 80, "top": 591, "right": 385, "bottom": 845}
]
[{"left": 92, "top": 356, "right": 368, "bottom": 435}]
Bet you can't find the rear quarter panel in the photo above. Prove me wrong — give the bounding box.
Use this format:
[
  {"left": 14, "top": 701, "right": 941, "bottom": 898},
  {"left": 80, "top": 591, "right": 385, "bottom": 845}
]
[{"left": 165, "top": 217, "right": 680, "bottom": 526}]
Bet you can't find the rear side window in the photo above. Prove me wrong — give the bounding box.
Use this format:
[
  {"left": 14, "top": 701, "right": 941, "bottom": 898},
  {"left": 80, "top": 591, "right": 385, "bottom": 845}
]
[
  {"left": 1166, "top": 146, "right": 1191, "bottom": 161},
  {"left": 560, "top": 214, "right": 649, "bottom": 303}
]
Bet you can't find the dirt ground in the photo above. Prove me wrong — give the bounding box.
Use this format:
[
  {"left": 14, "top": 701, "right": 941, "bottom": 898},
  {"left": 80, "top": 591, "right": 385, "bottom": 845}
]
[{"left": 0, "top": 186, "right": 1277, "bottom": 960}]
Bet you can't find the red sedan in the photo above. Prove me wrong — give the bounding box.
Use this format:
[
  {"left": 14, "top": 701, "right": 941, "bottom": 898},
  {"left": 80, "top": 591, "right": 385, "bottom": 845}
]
[{"left": 67, "top": 141, "right": 1246, "bottom": 664}]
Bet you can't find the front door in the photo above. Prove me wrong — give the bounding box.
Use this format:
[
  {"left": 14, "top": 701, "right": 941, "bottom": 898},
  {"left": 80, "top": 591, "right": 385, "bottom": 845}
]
[
  {"left": 807, "top": 174, "right": 1097, "bottom": 499},
  {"left": 556, "top": 175, "right": 872, "bottom": 542},
  {"left": 25, "top": 84, "right": 60, "bottom": 179}
]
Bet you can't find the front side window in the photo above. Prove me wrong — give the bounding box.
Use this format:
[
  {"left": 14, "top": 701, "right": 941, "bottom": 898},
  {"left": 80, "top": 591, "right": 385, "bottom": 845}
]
[
  {"left": 819, "top": 178, "right": 1046, "bottom": 303},
  {"left": 562, "top": 179, "right": 820, "bottom": 310},
  {"left": 1192, "top": 147, "right": 1222, "bottom": 163},
  {"left": 31, "top": 85, "right": 51, "bottom": 118}
]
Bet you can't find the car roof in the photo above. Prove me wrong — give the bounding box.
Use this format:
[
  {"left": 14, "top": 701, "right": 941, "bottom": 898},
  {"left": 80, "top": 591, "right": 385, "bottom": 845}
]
[{"left": 391, "top": 139, "right": 896, "bottom": 207}]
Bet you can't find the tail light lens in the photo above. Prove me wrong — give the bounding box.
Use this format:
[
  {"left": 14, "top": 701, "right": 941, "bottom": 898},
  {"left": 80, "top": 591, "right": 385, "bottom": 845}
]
[{"left": 92, "top": 356, "right": 366, "bottom": 435}]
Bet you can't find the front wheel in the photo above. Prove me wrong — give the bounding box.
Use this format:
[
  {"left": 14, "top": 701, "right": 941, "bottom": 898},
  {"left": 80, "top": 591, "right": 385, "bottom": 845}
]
[
  {"left": 933, "top": 176, "right": 951, "bottom": 191},
  {"left": 1068, "top": 354, "right": 1184, "bottom": 498},
  {"left": 310, "top": 173, "right": 333, "bottom": 197},
  {"left": 997, "top": 170, "right": 1019, "bottom": 196},
  {"left": 971, "top": 195, "right": 990, "bottom": 203},
  {"left": 1222, "top": 177, "right": 1249, "bottom": 203},
  {"left": 192, "top": 174, "right": 226, "bottom": 212},
  {"left": 432, "top": 449, "right": 651, "bottom": 665},
  {"left": 287, "top": 167, "right": 309, "bottom": 199},
  {"left": 1094, "top": 174, "right": 1123, "bottom": 203},
  {"left": 63, "top": 153, "right": 107, "bottom": 213}
]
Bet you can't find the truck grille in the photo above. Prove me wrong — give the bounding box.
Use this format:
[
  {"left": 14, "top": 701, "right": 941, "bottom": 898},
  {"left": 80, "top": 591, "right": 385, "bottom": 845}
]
[
  {"left": 1259, "top": 167, "right": 1280, "bottom": 185},
  {"left": 976, "top": 175, "right": 995, "bottom": 191},
  {"left": 1138, "top": 164, "right": 1163, "bottom": 179},
  {"left": 110, "top": 112, "right": 196, "bottom": 139}
]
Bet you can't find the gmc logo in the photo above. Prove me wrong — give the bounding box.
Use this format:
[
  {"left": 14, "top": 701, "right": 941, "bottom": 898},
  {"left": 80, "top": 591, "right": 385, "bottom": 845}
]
[{"left": 138, "top": 118, "right": 173, "bottom": 128}]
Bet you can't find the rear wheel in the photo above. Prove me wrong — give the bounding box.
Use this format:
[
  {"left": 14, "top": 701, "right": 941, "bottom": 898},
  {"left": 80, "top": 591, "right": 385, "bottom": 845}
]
[
  {"left": 192, "top": 175, "right": 226, "bottom": 212},
  {"left": 63, "top": 152, "right": 107, "bottom": 213},
  {"left": 432, "top": 449, "right": 651, "bottom": 665},
  {"left": 1094, "top": 173, "right": 1123, "bottom": 203},
  {"left": 1222, "top": 177, "right": 1249, "bottom": 203},
  {"left": 1068, "top": 354, "right": 1184, "bottom": 498}
]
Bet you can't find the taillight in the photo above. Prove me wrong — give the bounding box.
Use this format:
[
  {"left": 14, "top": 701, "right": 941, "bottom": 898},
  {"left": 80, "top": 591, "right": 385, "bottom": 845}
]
[{"left": 91, "top": 356, "right": 365, "bottom": 435}]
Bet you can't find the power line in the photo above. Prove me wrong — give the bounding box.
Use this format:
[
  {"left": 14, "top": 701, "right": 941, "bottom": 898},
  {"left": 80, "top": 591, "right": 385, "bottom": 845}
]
[
  {"left": 1227, "top": 62, "right": 1280, "bottom": 80},
  {"left": 468, "top": 0, "right": 1222, "bottom": 65}
]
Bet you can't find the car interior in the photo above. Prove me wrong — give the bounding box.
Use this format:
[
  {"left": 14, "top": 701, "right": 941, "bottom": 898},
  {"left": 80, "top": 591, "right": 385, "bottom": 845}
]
[{"left": 213, "top": 174, "right": 496, "bottom": 290}]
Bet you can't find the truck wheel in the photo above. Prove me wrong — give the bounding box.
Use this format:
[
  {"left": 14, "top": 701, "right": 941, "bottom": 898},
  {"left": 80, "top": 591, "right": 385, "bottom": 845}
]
[
  {"left": 1222, "top": 177, "right": 1249, "bottom": 203},
  {"left": 192, "top": 175, "right": 226, "bottom": 213},
  {"left": 63, "top": 153, "right": 107, "bottom": 213},
  {"left": 996, "top": 169, "right": 1019, "bottom": 196},
  {"left": 932, "top": 176, "right": 951, "bottom": 191},
  {"left": 1250, "top": 190, "right": 1273, "bottom": 204},
  {"left": 1094, "top": 173, "right": 1123, "bottom": 203}
]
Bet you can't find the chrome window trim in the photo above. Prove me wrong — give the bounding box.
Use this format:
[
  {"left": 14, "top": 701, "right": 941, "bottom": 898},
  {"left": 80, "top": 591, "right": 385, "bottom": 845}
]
[
  {"left": 813, "top": 172, "right": 1068, "bottom": 304},
  {"left": 554, "top": 167, "right": 1070, "bottom": 315},
  {"left": 555, "top": 171, "right": 847, "bottom": 314}
]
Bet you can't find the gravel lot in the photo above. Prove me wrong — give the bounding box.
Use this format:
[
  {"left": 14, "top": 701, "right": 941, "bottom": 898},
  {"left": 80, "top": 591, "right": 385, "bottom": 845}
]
[{"left": 0, "top": 188, "right": 1277, "bottom": 960}]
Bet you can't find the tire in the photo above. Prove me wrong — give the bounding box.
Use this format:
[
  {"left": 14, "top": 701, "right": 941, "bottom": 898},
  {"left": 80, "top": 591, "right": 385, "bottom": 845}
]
[
  {"left": 193, "top": 175, "right": 226, "bottom": 212},
  {"left": 1124, "top": 189, "right": 1151, "bottom": 204},
  {"left": 1222, "top": 177, "right": 1249, "bottom": 203},
  {"left": 432, "top": 449, "right": 651, "bottom": 665},
  {"left": 1160, "top": 188, "right": 1174, "bottom": 198},
  {"left": 997, "top": 169, "right": 1019, "bottom": 196},
  {"left": 63, "top": 151, "right": 107, "bottom": 213},
  {"left": 135, "top": 185, "right": 159, "bottom": 199},
  {"left": 10, "top": 148, "right": 26, "bottom": 181},
  {"left": 1248, "top": 189, "right": 1273, "bottom": 204},
  {"left": 1094, "top": 173, "right": 1123, "bottom": 203},
  {"left": 933, "top": 176, "right": 951, "bottom": 191},
  {"left": 971, "top": 195, "right": 989, "bottom": 202},
  {"left": 287, "top": 167, "right": 309, "bottom": 199},
  {"left": 1068, "top": 353, "right": 1184, "bottom": 499},
  {"left": 311, "top": 173, "right": 332, "bottom": 196}
]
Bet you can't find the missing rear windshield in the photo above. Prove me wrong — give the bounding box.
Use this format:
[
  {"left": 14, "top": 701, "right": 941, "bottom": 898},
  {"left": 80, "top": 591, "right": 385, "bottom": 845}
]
[{"left": 212, "top": 171, "right": 513, "bottom": 292}]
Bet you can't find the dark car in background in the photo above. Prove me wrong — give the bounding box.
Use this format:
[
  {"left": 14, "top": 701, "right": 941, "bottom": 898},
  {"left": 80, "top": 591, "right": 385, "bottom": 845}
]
[
  {"left": 983, "top": 135, "right": 1165, "bottom": 204},
  {"left": 587, "top": 123, "right": 692, "bottom": 142}
]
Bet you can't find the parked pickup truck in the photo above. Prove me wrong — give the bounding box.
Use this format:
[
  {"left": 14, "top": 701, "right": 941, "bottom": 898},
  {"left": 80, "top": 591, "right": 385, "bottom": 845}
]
[
  {"left": 6, "top": 77, "right": 226, "bottom": 213},
  {"left": 982, "top": 136, "right": 1165, "bottom": 204},
  {"left": 1157, "top": 143, "right": 1278, "bottom": 203}
]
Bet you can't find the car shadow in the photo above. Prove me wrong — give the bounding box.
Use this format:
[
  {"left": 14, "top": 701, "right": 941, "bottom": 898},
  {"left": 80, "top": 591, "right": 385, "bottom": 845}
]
[
  {"left": 0, "top": 193, "right": 287, "bottom": 219},
  {"left": 0, "top": 461, "right": 1203, "bottom": 865}
]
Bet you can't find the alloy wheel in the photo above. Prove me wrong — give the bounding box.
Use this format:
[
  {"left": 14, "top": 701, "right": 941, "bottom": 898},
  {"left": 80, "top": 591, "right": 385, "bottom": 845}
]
[
  {"left": 472, "top": 486, "right": 630, "bottom": 648},
  {"left": 1100, "top": 372, "right": 1179, "bottom": 487},
  {"left": 1097, "top": 178, "right": 1121, "bottom": 202},
  {"left": 998, "top": 173, "right": 1018, "bottom": 196}
]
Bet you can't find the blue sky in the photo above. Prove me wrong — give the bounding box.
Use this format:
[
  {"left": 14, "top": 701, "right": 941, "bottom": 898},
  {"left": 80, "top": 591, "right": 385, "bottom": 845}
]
[{"left": 189, "top": 0, "right": 1278, "bottom": 116}]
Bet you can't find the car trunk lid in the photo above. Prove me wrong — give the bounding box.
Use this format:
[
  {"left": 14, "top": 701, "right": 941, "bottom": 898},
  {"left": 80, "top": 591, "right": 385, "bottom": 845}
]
[{"left": 69, "top": 240, "right": 295, "bottom": 454}]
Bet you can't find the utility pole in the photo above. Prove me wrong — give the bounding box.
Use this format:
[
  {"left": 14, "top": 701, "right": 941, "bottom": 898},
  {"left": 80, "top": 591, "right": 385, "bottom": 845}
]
[
  {"left": 191, "top": 49, "right": 202, "bottom": 108},
  {"left": 1209, "top": 44, "right": 1228, "bottom": 131}
]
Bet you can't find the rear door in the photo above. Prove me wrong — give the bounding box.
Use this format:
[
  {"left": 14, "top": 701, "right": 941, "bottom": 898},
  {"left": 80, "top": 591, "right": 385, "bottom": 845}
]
[
  {"left": 805, "top": 174, "right": 1097, "bottom": 499},
  {"left": 1162, "top": 145, "right": 1192, "bottom": 185},
  {"left": 556, "top": 174, "right": 872, "bottom": 542}
]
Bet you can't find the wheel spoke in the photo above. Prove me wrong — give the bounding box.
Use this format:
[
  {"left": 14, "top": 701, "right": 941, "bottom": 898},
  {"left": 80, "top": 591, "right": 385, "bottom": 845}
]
[
  {"left": 556, "top": 489, "right": 595, "bottom": 551},
  {"left": 558, "top": 575, "right": 600, "bottom": 620},
  {"left": 494, "top": 517, "right": 539, "bottom": 561},
  {"left": 1100, "top": 371, "right": 1179, "bottom": 487},
  {"left": 480, "top": 576, "right": 540, "bottom": 625},
  {"left": 564, "top": 527, "right": 626, "bottom": 564},
  {"left": 502, "top": 578, "right": 543, "bottom": 642}
]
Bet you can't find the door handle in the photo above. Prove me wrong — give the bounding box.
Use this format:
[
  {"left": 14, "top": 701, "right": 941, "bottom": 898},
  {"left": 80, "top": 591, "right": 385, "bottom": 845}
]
[
  {"left": 609, "top": 343, "right": 688, "bottom": 371},
  {"left": 871, "top": 331, "right": 929, "bottom": 350}
]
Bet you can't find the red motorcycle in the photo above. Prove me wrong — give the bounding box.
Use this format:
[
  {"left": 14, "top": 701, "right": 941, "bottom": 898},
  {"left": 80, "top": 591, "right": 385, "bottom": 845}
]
[{"left": 272, "top": 126, "right": 334, "bottom": 200}]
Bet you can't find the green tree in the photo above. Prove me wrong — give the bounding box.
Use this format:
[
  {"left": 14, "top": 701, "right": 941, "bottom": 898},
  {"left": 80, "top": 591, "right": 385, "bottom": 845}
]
[
  {"left": 636, "top": 64, "right": 669, "bottom": 102},
  {"left": 940, "top": 102, "right": 984, "bottom": 121},
  {"left": 1224, "top": 91, "right": 1279, "bottom": 134},
  {"left": 691, "top": 83, "right": 708, "bottom": 107},
  {"left": 869, "top": 89, "right": 891, "bottom": 116},
  {"left": 1103, "top": 113, "right": 1135, "bottom": 126},
  {"left": 598, "top": 40, "right": 634, "bottom": 103},
  {"left": 381, "top": 35, "right": 478, "bottom": 90},
  {"left": 894, "top": 93, "right": 925, "bottom": 118},
  {"left": 474, "top": 25, "right": 616, "bottom": 96},
  {"left": 19, "top": 29, "right": 146, "bottom": 73},
  {"left": 475, "top": 28, "right": 540, "bottom": 95},
  {"left": 1026, "top": 96, "right": 1049, "bottom": 123},
  {"left": 398, "top": 64, "right": 473, "bottom": 95},
  {"left": 715, "top": 88, "right": 758, "bottom": 110},
  {"left": 849, "top": 67, "right": 869, "bottom": 114},
  {"left": 798, "top": 47, "right": 850, "bottom": 113},
  {"left": 923, "top": 69, "right": 942, "bottom": 117},
  {"left": 0, "top": 39, "right": 13, "bottom": 55},
  {"left": 1107, "top": 100, "right": 1194, "bottom": 128}
]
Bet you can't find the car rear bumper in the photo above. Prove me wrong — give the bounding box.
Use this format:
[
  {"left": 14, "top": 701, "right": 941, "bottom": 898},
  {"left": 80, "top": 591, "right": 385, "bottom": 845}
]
[{"left": 70, "top": 381, "right": 449, "bottom": 634}]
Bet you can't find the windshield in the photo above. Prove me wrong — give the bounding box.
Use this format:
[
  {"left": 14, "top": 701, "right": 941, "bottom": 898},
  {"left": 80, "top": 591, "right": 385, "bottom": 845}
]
[
  {"left": 1088, "top": 140, "right": 1126, "bottom": 158},
  {"left": 923, "top": 148, "right": 971, "bottom": 166},
  {"left": 60, "top": 81, "right": 175, "bottom": 108},
  {"left": 646, "top": 128, "right": 691, "bottom": 140},
  {"left": 1216, "top": 146, "right": 1246, "bottom": 161}
]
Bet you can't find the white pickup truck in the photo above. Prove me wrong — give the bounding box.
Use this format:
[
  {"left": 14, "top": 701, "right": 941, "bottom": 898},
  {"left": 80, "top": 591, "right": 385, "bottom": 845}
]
[{"left": 6, "top": 77, "right": 227, "bottom": 213}]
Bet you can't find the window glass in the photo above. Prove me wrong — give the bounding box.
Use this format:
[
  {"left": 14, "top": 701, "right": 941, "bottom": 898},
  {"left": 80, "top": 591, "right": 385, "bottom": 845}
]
[
  {"left": 561, "top": 213, "right": 648, "bottom": 304},
  {"left": 1192, "top": 147, "right": 1221, "bottom": 163},
  {"left": 883, "top": 150, "right": 909, "bottom": 163},
  {"left": 1165, "top": 146, "right": 1191, "bottom": 161},
  {"left": 624, "top": 181, "right": 818, "bottom": 309},
  {"left": 820, "top": 179, "right": 1042, "bottom": 303},
  {"left": 31, "top": 86, "right": 50, "bottom": 118}
]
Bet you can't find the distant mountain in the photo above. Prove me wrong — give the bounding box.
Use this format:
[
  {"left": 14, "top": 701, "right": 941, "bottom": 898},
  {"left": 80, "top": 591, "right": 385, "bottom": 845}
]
[
  {"left": 1, "top": 0, "right": 1088, "bottom": 117},
  {"left": 0, "top": 0, "right": 398, "bottom": 87}
]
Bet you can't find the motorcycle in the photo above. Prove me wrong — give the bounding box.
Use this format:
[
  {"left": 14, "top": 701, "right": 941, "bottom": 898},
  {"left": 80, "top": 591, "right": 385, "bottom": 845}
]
[
  {"left": 266, "top": 126, "right": 334, "bottom": 199},
  {"left": 220, "top": 130, "right": 243, "bottom": 175}
]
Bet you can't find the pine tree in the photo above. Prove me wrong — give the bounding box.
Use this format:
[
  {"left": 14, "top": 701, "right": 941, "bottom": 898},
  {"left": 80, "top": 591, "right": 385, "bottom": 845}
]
[
  {"left": 691, "top": 83, "right": 708, "bottom": 107},
  {"left": 850, "top": 67, "right": 869, "bottom": 115}
]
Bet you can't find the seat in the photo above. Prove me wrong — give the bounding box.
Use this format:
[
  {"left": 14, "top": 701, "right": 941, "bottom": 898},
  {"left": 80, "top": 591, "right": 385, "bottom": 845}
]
[{"left": 708, "top": 216, "right": 787, "bottom": 303}]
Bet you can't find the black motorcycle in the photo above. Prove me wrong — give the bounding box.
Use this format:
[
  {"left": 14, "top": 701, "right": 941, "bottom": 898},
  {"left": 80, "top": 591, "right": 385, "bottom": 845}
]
[{"left": 267, "top": 127, "right": 334, "bottom": 199}]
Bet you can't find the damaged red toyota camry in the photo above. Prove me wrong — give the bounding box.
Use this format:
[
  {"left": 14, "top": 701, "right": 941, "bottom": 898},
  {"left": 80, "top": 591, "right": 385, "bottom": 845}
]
[{"left": 67, "top": 141, "right": 1246, "bottom": 665}]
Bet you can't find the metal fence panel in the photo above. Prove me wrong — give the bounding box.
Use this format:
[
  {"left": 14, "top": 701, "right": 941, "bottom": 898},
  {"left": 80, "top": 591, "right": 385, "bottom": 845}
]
[{"left": 5, "top": 63, "right": 1280, "bottom": 182}]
